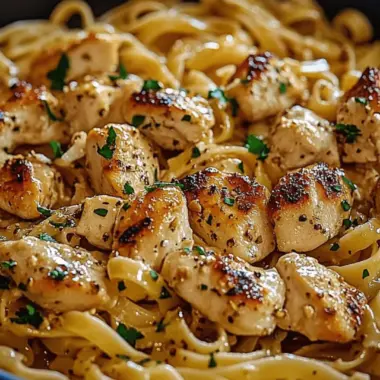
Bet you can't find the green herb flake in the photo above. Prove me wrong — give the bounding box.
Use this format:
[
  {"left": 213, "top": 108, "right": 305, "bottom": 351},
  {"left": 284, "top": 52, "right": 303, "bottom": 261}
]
[
  {"left": 116, "top": 324, "right": 144, "bottom": 347},
  {"left": 362, "top": 269, "right": 370, "bottom": 279},
  {"left": 241, "top": 78, "right": 250, "bottom": 84},
  {"left": 192, "top": 147, "right": 201, "bottom": 158},
  {"left": 122, "top": 203, "right": 130, "bottom": 211},
  {"left": 159, "top": 286, "right": 171, "bottom": 299},
  {"left": 1, "top": 260, "right": 16, "bottom": 270},
  {"left": 142, "top": 80, "right": 162, "bottom": 91},
  {"left": 208, "top": 353, "right": 217, "bottom": 368},
  {"left": 109, "top": 63, "right": 128, "bottom": 81},
  {"left": 238, "top": 161, "right": 244, "bottom": 173},
  {"left": 331, "top": 185, "right": 342, "bottom": 192},
  {"left": 37, "top": 205, "right": 52, "bottom": 218},
  {"left": 149, "top": 270, "right": 159, "bottom": 281},
  {"left": 224, "top": 197, "right": 235, "bottom": 206},
  {"left": 343, "top": 219, "right": 352, "bottom": 229},
  {"left": 47, "top": 53, "right": 70, "bottom": 91},
  {"left": 330, "top": 242, "right": 340, "bottom": 252},
  {"left": 245, "top": 134, "right": 270, "bottom": 161},
  {"left": 155, "top": 319, "right": 168, "bottom": 332},
  {"left": 48, "top": 267, "right": 68, "bottom": 281},
  {"left": 335, "top": 123, "right": 362, "bottom": 144},
  {"left": 11, "top": 304, "right": 43, "bottom": 328},
  {"left": 137, "top": 358, "right": 151, "bottom": 366},
  {"left": 49, "top": 219, "right": 76, "bottom": 229},
  {"left": 43, "top": 101, "right": 63, "bottom": 122},
  {"left": 208, "top": 88, "right": 228, "bottom": 104},
  {"left": 182, "top": 115, "right": 191, "bottom": 122},
  {"left": 200, "top": 284, "right": 208, "bottom": 291},
  {"left": 355, "top": 97, "right": 368, "bottom": 105},
  {"left": 118, "top": 281, "right": 126, "bottom": 291},
  {"left": 183, "top": 247, "right": 191, "bottom": 254},
  {"left": 0, "top": 276, "right": 10, "bottom": 290},
  {"left": 341, "top": 200, "right": 351, "bottom": 212},
  {"left": 97, "top": 126, "right": 117, "bottom": 160},
  {"left": 194, "top": 246, "right": 206, "bottom": 256},
  {"left": 206, "top": 215, "right": 213, "bottom": 226},
  {"left": 145, "top": 182, "right": 184, "bottom": 193},
  {"left": 38, "top": 233, "right": 57, "bottom": 243},
  {"left": 279, "top": 82, "right": 287, "bottom": 94},
  {"left": 116, "top": 354, "right": 130, "bottom": 361},
  {"left": 229, "top": 98, "right": 239, "bottom": 117},
  {"left": 131, "top": 115, "right": 146, "bottom": 128},
  {"left": 123, "top": 182, "right": 135, "bottom": 195},
  {"left": 49, "top": 141, "right": 63, "bottom": 159},
  {"left": 18, "top": 283, "right": 27, "bottom": 291},
  {"left": 94, "top": 208, "right": 108, "bottom": 217},
  {"left": 342, "top": 176, "right": 357, "bottom": 192}
]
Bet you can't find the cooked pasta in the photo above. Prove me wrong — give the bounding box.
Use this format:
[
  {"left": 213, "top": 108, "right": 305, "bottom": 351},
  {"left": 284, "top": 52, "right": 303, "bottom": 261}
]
[{"left": 0, "top": 0, "right": 379, "bottom": 379}]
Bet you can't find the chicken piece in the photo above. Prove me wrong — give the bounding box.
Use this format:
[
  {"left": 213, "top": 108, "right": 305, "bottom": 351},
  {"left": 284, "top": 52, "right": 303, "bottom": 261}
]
[
  {"left": 180, "top": 168, "right": 275, "bottom": 264},
  {"left": 345, "top": 165, "right": 378, "bottom": 204},
  {"left": 336, "top": 67, "right": 380, "bottom": 163},
  {"left": 28, "top": 33, "right": 121, "bottom": 87},
  {"left": 0, "top": 237, "right": 109, "bottom": 312},
  {"left": 60, "top": 74, "right": 142, "bottom": 134},
  {"left": 113, "top": 186, "right": 193, "bottom": 270},
  {"left": 161, "top": 249, "right": 285, "bottom": 336},
  {"left": 76, "top": 195, "right": 123, "bottom": 250},
  {"left": 268, "top": 163, "right": 353, "bottom": 252},
  {"left": 276, "top": 253, "right": 367, "bottom": 343},
  {"left": 266, "top": 106, "right": 339, "bottom": 180},
  {"left": 226, "top": 52, "right": 307, "bottom": 122},
  {"left": 86, "top": 124, "right": 159, "bottom": 198},
  {"left": 0, "top": 156, "right": 64, "bottom": 220},
  {"left": 0, "top": 81, "right": 68, "bottom": 152},
  {"left": 123, "top": 88, "right": 215, "bottom": 150}
]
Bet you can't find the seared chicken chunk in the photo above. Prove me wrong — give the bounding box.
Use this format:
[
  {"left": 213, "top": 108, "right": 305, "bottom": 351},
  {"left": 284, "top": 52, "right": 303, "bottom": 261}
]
[
  {"left": 180, "top": 168, "right": 275, "bottom": 264},
  {"left": 337, "top": 67, "right": 380, "bottom": 163},
  {"left": 123, "top": 88, "right": 215, "bottom": 150},
  {"left": 76, "top": 195, "right": 123, "bottom": 250},
  {"left": 113, "top": 186, "right": 193, "bottom": 270},
  {"left": 267, "top": 106, "right": 339, "bottom": 179},
  {"left": 86, "top": 124, "right": 159, "bottom": 198},
  {"left": 60, "top": 75, "right": 142, "bottom": 134},
  {"left": 268, "top": 163, "right": 353, "bottom": 252},
  {"left": 161, "top": 250, "right": 285, "bottom": 336},
  {"left": 0, "top": 156, "right": 64, "bottom": 220},
  {"left": 276, "top": 253, "right": 367, "bottom": 342},
  {"left": 0, "top": 82, "right": 68, "bottom": 152},
  {"left": 226, "top": 52, "right": 307, "bottom": 122},
  {"left": 0, "top": 237, "right": 109, "bottom": 312},
  {"left": 28, "top": 33, "right": 121, "bottom": 87}
]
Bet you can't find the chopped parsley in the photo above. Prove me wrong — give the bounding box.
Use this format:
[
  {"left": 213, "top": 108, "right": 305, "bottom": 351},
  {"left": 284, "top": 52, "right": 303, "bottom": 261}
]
[
  {"left": 159, "top": 286, "right": 171, "bottom": 299},
  {"left": 117, "top": 354, "right": 130, "bottom": 361},
  {"left": 43, "top": 101, "right": 63, "bottom": 122},
  {"left": 11, "top": 304, "right": 43, "bottom": 328},
  {"left": 241, "top": 78, "right": 250, "bottom": 84},
  {"left": 118, "top": 281, "right": 126, "bottom": 291},
  {"left": 182, "top": 115, "right": 191, "bottom": 122},
  {"left": 335, "top": 124, "right": 361, "bottom": 144},
  {"left": 331, "top": 185, "right": 342, "bottom": 192},
  {"left": 362, "top": 269, "right": 370, "bottom": 279},
  {"left": 343, "top": 219, "right": 352, "bottom": 229},
  {"left": 206, "top": 215, "right": 213, "bottom": 226},
  {"left": 200, "top": 284, "right": 208, "bottom": 291},
  {"left": 229, "top": 98, "right": 239, "bottom": 117},
  {"left": 49, "top": 219, "right": 76, "bottom": 229},
  {"left": 47, "top": 53, "right": 69, "bottom": 91},
  {"left": 1, "top": 260, "right": 16, "bottom": 270},
  {"left": 208, "top": 88, "right": 239, "bottom": 117},
  {"left": 123, "top": 182, "right": 134, "bottom": 195},
  {"left": 192, "top": 147, "right": 201, "bottom": 158},
  {"left": 0, "top": 276, "right": 10, "bottom": 290},
  {"left": 155, "top": 319, "right": 168, "bottom": 332},
  {"left": 109, "top": 63, "right": 128, "bottom": 81},
  {"left": 94, "top": 208, "right": 108, "bottom": 217},
  {"left": 149, "top": 270, "right": 159, "bottom": 281},
  {"left": 342, "top": 176, "right": 357, "bottom": 192},
  {"left": 49, "top": 141, "right": 63, "bottom": 159},
  {"left": 97, "top": 126, "right": 117, "bottom": 160},
  {"left": 279, "top": 82, "right": 287, "bottom": 94},
  {"left": 208, "top": 353, "right": 217, "bottom": 368},
  {"left": 341, "top": 200, "right": 351, "bottom": 212},
  {"left": 183, "top": 247, "right": 191, "bottom": 254},
  {"left": 38, "top": 233, "right": 57, "bottom": 243},
  {"left": 355, "top": 97, "right": 368, "bottom": 105},
  {"left": 18, "top": 283, "right": 27, "bottom": 291},
  {"left": 238, "top": 161, "right": 244, "bottom": 173},
  {"left": 116, "top": 324, "right": 144, "bottom": 347},
  {"left": 194, "top": 246, "right": 206, "bottom": 256},
  {"left": 224, "top": 197, "right": 235, "bottom": 206},
  {"left": 122, "top": 203, "right": 131, "bottom": 211},
  {"left": 330, "top": 242, "right": 340, "bottom": 251},
  {"left": 131, "top": 115, "right": 146, "bottom": 128},
  {"left": 48, "top": 267, "right": 68, "bottom": 281},
  {"left": 154, "top": 168, "right": 159, "bottom": 182},
  {"left": 37, "top": 205, "right": 52, "bottom": 218},
  {"left": 145, "top": 182, "right": 184, "bottom": 193},
  {"left": 245, "top": 134, "right": 270, "bottom": 161},
  {"left": 142, "top": 80, "right": 162, "bottom": 91}
]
